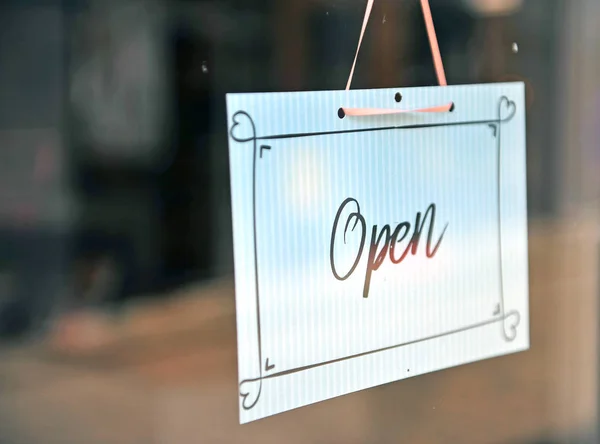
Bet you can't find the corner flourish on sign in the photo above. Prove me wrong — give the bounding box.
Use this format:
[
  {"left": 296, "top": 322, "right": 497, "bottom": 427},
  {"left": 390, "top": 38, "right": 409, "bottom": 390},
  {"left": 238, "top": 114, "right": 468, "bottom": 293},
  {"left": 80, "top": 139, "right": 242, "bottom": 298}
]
[
  {"left": 260, "top": 145, "right": 272, "bottom": 158},
  {"left": 265, "top": 359, "right": 275, "bottom": 371}
]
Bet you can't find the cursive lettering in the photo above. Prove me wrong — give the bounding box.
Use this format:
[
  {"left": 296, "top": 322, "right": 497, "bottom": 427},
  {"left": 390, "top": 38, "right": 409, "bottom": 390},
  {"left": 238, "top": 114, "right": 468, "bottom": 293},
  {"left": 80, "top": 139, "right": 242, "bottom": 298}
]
[{"left": 330, "top": 198, "right": 448, "bottom": 298}]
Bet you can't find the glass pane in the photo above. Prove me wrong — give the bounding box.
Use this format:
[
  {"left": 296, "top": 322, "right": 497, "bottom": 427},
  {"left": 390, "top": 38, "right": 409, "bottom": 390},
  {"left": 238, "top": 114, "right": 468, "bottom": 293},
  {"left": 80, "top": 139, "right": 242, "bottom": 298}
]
[{"left": 0, "top": 0, "right": 599, "bottom": 443}]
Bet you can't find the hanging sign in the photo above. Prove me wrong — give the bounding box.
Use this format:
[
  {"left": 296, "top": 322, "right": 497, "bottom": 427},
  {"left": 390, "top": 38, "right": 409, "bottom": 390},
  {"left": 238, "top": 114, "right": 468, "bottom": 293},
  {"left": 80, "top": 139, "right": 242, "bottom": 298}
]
[{"left": 227, "top": 82, "right": 529, "bottom": 423}]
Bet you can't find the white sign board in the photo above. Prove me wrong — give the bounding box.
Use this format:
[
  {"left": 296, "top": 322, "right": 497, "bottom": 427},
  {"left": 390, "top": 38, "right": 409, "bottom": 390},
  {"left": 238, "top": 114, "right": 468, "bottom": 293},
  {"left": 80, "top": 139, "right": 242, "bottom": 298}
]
[{"left": 227, "top": 83, "right": 529, "bottom": 423}]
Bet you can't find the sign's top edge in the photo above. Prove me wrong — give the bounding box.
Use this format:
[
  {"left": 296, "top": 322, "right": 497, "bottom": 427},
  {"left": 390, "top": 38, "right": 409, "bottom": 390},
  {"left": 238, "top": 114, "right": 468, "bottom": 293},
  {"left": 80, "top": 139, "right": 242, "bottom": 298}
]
[{"left": 225, "top": 82, "right": 525, "bottom": 99}]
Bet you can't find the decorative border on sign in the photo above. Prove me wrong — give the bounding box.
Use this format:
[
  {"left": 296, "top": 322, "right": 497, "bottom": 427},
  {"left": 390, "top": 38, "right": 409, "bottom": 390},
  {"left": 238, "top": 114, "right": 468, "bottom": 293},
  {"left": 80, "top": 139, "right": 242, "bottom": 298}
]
[{"left": 229, "top": 96, "right": 520, "bottom": 411}]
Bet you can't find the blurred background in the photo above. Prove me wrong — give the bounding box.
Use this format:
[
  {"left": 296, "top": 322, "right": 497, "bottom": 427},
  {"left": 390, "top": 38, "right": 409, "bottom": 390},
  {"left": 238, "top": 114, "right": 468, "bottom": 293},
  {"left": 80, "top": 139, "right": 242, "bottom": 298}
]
[{"left": 0, "top": 0, "right": 599, "bottom": 442}]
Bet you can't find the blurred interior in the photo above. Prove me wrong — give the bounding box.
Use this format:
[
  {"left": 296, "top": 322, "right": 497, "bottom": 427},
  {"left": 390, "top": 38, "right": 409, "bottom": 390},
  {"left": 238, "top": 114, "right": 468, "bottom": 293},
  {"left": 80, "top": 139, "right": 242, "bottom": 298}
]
[{"left": 0, "top": 0, "right": 599, "bottom": 442}]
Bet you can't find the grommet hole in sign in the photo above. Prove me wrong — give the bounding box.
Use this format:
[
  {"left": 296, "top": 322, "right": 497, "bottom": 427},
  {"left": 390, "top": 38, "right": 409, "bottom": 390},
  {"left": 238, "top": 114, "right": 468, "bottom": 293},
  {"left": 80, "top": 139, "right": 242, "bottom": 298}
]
[{"left": 339, "top": 0, "right": 454, "bottom": 118}]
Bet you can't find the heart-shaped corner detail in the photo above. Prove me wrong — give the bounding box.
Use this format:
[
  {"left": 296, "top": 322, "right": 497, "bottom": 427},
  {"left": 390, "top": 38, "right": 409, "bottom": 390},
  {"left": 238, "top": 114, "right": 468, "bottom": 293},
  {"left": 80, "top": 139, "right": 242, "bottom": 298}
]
[
  {"left": 498, "top": 96, "right": 517, "bottom": 123},
  {"left": 502, "top": 310, "right": 521, "bottom": 342},
  {"left": 239, "top": 378, "right": 262, "bottom": 410},
  {"left": 230, "top": 111, "right": 256, "bottom": 143}
]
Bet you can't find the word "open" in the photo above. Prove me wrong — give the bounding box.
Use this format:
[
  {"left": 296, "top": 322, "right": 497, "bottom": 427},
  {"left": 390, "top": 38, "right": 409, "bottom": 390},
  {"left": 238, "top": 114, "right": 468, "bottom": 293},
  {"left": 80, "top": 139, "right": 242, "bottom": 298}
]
[{"left": 330, "top": 198, "right": 449, "bottom": 299}]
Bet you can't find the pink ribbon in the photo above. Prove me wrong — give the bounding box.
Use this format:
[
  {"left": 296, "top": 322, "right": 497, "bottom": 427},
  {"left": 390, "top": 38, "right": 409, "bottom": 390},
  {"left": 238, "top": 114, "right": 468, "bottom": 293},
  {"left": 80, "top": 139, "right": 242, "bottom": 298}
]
[{"left": 343, "top": 0, "right": 449, "bottom": 117}]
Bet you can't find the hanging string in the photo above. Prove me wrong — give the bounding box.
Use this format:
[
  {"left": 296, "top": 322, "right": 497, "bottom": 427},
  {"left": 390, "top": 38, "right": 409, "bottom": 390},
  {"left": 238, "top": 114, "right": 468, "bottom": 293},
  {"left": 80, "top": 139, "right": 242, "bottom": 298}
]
[
  {"left": 342, "top": 0, "right": 450, "bottom": 117},
  {"left": 345, "top": 0, "right": 375, "bottom": 91},
  {"left": 420, "top": 0, "right": 447, "bottom": 86}
]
